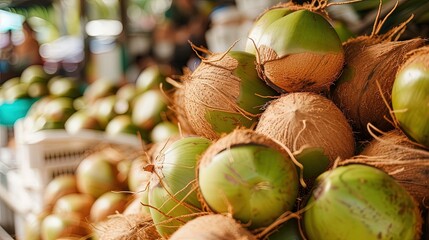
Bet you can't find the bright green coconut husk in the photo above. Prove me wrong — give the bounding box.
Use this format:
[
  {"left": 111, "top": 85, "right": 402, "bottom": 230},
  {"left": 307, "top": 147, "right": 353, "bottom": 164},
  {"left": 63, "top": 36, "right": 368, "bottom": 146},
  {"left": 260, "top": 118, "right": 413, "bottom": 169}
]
[{"left": 303, "top": 164, "right": 422, "bottom": 240}]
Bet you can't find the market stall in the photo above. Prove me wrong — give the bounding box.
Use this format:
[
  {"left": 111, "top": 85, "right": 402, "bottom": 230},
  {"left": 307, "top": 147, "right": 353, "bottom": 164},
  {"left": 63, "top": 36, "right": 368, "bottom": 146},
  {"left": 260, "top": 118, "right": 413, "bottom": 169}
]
[{"left": 0, "top": 0, "right": 428, "bottom": 239}]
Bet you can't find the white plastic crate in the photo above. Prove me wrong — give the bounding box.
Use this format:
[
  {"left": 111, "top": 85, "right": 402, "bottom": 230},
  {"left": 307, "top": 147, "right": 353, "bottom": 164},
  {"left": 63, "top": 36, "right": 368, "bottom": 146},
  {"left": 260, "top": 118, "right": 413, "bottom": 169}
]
[
  {"left": 13, "top": 119, "right": 144, "bottom": 190},
  {"left": 6, "top": 170, "right": 40, "bottom": 240}
]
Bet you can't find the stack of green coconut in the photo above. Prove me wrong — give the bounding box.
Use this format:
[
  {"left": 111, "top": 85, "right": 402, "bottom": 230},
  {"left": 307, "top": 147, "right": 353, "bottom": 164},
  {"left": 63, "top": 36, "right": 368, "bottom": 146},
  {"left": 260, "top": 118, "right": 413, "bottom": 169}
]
[{"left": 89, "top": 1, "right": 429, "bottom": 240}]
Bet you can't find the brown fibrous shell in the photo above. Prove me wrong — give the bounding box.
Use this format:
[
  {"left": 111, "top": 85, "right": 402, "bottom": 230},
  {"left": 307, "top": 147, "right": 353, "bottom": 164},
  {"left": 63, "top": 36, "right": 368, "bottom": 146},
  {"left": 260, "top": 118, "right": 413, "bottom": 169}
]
[
  {"left": 183, "top": 53, "right": 262, "bottom": 140},
  {"left": 259, "top": 47, "right": 345, "bottom": 93},
  {"left": 256, "top": 92, "right": 355, "bottom": 165},
  {"left": 170, "top": 214, "right": 257, "bottom": 240},
  {"left": 92, "top": 213, "right": 161, "bottom": 240}
]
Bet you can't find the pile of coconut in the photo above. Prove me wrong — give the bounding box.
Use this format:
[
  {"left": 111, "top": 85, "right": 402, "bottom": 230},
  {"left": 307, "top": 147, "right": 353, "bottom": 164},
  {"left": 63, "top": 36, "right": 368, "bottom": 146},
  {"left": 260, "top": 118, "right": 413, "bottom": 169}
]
[{"left": 95, "top": 1, "right": 428, "bottom": 240}]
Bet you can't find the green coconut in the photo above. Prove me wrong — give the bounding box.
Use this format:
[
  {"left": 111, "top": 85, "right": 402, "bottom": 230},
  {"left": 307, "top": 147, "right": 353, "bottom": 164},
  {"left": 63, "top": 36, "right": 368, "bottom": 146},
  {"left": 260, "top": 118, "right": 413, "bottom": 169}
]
[
  {"left": 392, "top": 46, "right": 429, "bottom": 148},
  {"left": 249, "top": 2, "right": 344, "bottom": 93},
  {"left": 197, "top": 129, "right": 299, "bottom": 229},
  {"left": 303, "top": 164, "right": 422, "bottom": 240},
  {"left": 148, "top": 136, "right": 212, "bottom": 238}
]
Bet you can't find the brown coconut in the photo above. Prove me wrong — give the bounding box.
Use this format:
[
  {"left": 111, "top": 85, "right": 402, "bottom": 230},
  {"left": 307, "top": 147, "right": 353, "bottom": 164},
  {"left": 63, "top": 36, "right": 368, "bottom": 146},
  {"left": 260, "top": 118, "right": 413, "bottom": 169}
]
[
  {"left": 92, "top": 213, "right": 160, "bottom": 240},
  {"left": 256, "top": 92, "right": 355, "bottom": 165},
  {"left": 181, "top": 50, "right": 277, "bottom": 140},
  {"left": 340, "top": 129, "right": 429, "bottom": 207},
  {"left": 169, "top": 214, "right": 257, "bottom": 240},
  {"left": 331, "top": 11, "right": 426, "bottom": 140}
]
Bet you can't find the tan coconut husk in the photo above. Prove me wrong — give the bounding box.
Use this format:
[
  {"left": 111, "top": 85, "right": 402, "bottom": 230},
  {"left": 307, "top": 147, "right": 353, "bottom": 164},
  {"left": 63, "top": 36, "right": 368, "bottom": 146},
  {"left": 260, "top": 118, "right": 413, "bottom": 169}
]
[
  {"left": 166, "top": 73, "right": 196, "bottom": 136},
  {"left": 169, "top": 214, "right": 257, "bottom": 240},
  {"left": 331, "top": 1, "right": 426, "bottom": 140},
  {"left": 92, "top": 213, "right": 161, "bottom": 240},
  {"left": 256, "top": 92, "right": 355, "bottom": 166},
  {"left": 339, "top": 127, "right": 429, "bottom": 208},
  {"left": 177, "top": 44, "right": 277, "bottom": 140}
]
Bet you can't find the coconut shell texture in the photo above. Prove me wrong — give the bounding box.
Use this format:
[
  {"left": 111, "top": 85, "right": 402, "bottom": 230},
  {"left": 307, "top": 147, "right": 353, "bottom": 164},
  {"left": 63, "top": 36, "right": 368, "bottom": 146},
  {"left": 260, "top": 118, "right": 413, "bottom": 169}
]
[
  {"left": 260, "top": 47, "right": 345, "bottom": 93},
  {"left": 332, "top": 38, "right": 425, "bottom": 139},
  {"left": 183, "top": 52, "right": 276, "bottom": 140},
  {"left": 170, "top": 214, "right": 257, "bottom": 240},
  {"left": 92, "top": 213, "right": 160, "bottom": 240},
  {"left": 198, "top": 128, "right": 293, "bottom": 169},
  {"left": 256, "top": 92, "right": 355, "bottom": 165},
  {"left": 341, "top": 129, "right": 429, "bottom": 207}
]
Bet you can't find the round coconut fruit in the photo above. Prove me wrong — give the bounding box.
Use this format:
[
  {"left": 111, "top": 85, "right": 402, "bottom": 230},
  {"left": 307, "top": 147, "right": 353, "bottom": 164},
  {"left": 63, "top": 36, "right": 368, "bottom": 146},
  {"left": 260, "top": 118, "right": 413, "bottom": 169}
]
[
  {"left": 40, "top": 213, "right": 91, "bottom": 240},
  {"left": 148, "top": 136, "right": 212, "bottom": 238},
  {"left": 198, "top": 129, "right": 299, "bottom": 229},
  {"left": 181, "top": 50, "right": 277, "bottom": 140},
  {"left": 43, "top": 174, "right": 79, "bottom": 211},
  {"left": 303, "top": 164, "right": 422, "bottom": 240},
  {"left": 332, "top": 34, "right": 425, "bottom": 140},
  {"left": 392, "top": 46, "right": 429, "bottom": 148},
  {"left": 132, "top": 89, "right": 168, "bottom": 131},
  {"left": 255, "top": 92, "right": 355, "bottom": 180},
  {"left": 247, "top": 3, "right": 344, "bottom": 93},
  {"left": 52, "top": 193, "right": 95, "bottom": 220},
  {"left": 170, "top": 214, "right": 257, "bottom": 240},
  {"left": 75, "top": 151, "right": 126, "bottom": 198},
  {"left": 341, "top": 129, "right": 429, "bottom": 207}
]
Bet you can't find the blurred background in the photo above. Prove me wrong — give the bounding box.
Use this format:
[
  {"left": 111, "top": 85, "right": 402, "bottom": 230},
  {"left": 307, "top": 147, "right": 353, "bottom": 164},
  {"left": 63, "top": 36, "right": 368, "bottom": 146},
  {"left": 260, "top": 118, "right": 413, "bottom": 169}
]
[{"left": 0, "top": 0, "right": 428, "bottom": 85}]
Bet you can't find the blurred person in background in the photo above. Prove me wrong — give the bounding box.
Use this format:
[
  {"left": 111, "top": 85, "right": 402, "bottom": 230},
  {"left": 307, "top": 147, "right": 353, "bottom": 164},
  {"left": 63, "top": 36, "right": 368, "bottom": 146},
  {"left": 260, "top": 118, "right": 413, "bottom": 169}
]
[
  {"left": 0, "top": 21, "right": 43, "bottom": 83},
  {"left": 152, "top": 0, "right": 210, "bottom": 74}
]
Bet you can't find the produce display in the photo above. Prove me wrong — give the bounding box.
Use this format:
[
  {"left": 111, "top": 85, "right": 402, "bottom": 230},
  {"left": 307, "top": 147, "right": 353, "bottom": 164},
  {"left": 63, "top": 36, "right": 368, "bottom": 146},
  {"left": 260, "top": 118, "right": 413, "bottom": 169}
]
[{"left": 3, "top": 1, "right": 429, "bottom": 240}]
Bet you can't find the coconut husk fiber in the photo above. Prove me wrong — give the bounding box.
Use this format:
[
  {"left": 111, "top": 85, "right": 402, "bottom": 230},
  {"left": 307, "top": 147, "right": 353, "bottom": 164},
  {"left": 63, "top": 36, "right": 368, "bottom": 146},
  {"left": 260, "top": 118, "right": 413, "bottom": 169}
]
[
  {"left": 331, "top": 11, "right": 426, "bottom": 141},
  {"left": 92, "top": 213, "right": 161, "bottom": 240},
  {"left": 339, "top": 129, "right": 429, "bottom": 208},
  {"left": 256, "top": 92, "right": 355, "bottom": 164},
  {"left": 332, "top": 37, "right": 425, "bottom": 140},
  {"left": 169, "top": 214, "right": 257, "bottom": 240}
]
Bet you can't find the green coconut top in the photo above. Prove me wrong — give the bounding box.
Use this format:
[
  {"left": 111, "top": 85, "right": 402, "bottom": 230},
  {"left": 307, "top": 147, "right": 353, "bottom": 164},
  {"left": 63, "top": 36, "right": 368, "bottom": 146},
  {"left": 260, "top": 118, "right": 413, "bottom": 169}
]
[{"left": 258, "top": 9, "right": 343, "bottom": 57}]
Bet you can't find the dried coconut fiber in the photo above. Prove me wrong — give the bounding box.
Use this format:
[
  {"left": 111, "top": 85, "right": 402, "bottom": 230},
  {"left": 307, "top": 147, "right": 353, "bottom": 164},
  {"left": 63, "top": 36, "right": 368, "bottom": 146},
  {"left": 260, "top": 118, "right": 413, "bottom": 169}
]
[
  {"left": 256, "top": 92, "right": 355, "bottom": 165},
  {"left": 92, "top": 213, "right": 160, "bottom": 240},
  {"left": 340, "top": 128, "right": 429, "bottom": 207},
  {"left": 331, "top": 3, "right": 425, "bottom": 140},
  {"left": 169, "top": 214, "right": 257, "bottom": 240}
]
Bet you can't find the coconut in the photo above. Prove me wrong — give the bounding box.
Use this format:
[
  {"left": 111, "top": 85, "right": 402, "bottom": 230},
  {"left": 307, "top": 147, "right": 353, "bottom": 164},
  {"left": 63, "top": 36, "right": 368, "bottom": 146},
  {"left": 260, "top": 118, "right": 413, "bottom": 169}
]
[
  {"left": 148, "top": 136, "right": 212, "bottom": 237},
  {"left": 197, "top": 129, "right": 299, "bottom": 229},
  {"left": 340, "top": 129, "right": 429, "bottom": 207},
  {"left": 92, "top": 213, "right": 160, "bottom": 240},
  {"left": 180, "top": 50, "right": 277, "bottom": 140},
  {"left": 256, "top": 92, "right": 355, "bottom": 173},
  {"left": 392, "top": 46, "right": 429, "bottom": 148},
  {"left": 170, "top": 214, "right": 257, "bottom": 240},
  {"left": 331, "top": 5, "right": 426, "bottom": 140},
  {"left": 248, "top": 1, "right": 345, "bottom": 93},
  {"left": 303, "top": 164, "right": 423, "bottom": 240}
]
